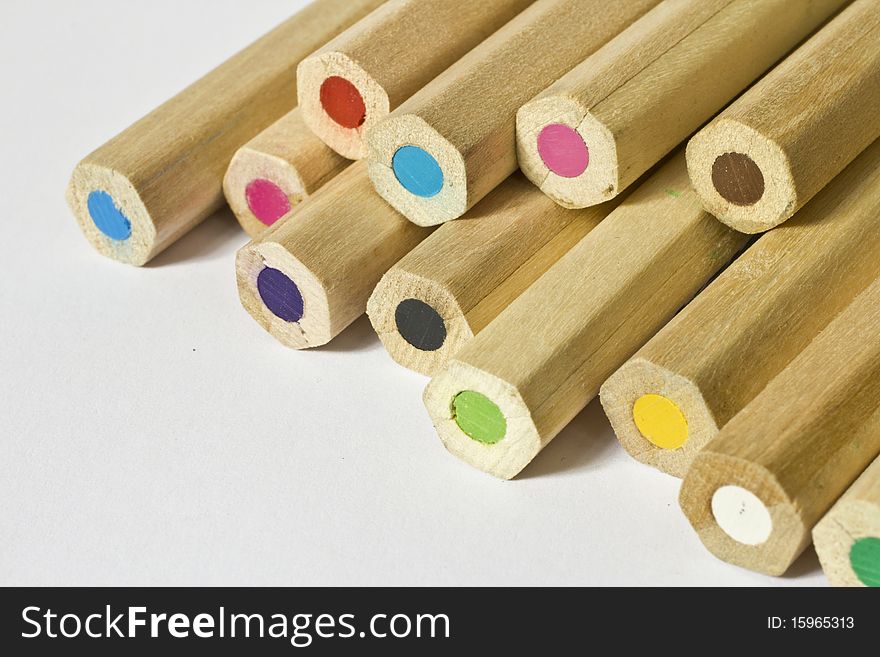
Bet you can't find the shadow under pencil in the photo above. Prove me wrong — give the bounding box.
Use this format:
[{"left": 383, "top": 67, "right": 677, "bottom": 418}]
[
  {"left": 516, "top": 399, "right": 618, "bottom": 480},
  {"left": 147, "top": 208, "right": 246, "bottom": 268}
]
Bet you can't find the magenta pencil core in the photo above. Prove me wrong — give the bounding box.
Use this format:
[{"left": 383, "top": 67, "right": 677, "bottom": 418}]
[
  {"left": 537, "top": 123, "right": 589, "bottom": 178},
  {"left": 245, "top": 179, "right": 291, "bottom": 227}
]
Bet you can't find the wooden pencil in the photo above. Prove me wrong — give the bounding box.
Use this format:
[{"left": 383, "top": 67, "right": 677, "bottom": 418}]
[
  {"left": 67, "top": 0, "right": 384, "bottom": 266},
  {"left": 601, "top": 138, "right": 880, "bottom": 478},
  {"left": 366, "top": 174, "right": 618, "bottom": 375},
  {"left": 298, "top": 0, "right": 533, "bottom": 160},
  {"left": 687, "top": 0, "right": 880, "bottom": 234},
  {"left": 223, "top": 108, "right": 349, "bottom": 238},
  {"left": 422, "top": 152, "right": 746, "bottom": 479},
  {"left": 814, "top": 455, "right": 880, "bottom": 587},
  {"left": 236, "top": 162, "right": 431, "bottom": 349},
  {"left": 517, "top": 0, "right": 847, "bottom": 209},
  {"left": 679, "top": 276, "right": 880, "bottom": 576},
  {"left": 367, "top": 0, "right": 660, "bottom": 227}
]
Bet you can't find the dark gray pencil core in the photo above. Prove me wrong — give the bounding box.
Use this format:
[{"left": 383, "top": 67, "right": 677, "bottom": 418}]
[{"left": 395, "top": 298, "right": 446, "bottom": 352}]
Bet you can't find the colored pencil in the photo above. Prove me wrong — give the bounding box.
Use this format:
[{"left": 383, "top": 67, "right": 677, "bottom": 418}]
[
  {"left": 814, "top": 455, "right": 880, "bottom": 587},
  {"left": 601, "top": 138, "right": 880, "bottom": 478},
  {"left": 236, "top": 163, "right": 430, "bottom": 349},
  {"left": 679, "top": 276, "right": 880, "bottom": 576},
  {"left": 67, "top": 0, "right": 383, "bottom": 265},
  {"left": 422, "top": 152, "right": 745, "bottom": 479},
  {"left": 298, "top": 0, "right": 533, "bottom": 159},
  {"left": 517, "top": 0, "right": 846, "bottom": 209},
  {"left": 223, "top": 108, "right": 348, "bottom": 238},
  {"left": 367, "top": 174, "right": 618, "bottom": 375},
  {"left": 367, "top": 0, "right": 659, "bottom": 227},
  {"left": 687, "top": 0, "right": 880, "bottom": 233}
]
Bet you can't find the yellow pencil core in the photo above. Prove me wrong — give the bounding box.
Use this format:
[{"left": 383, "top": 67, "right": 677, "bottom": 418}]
[{"left": 632, "top": 394, "right": 688, "bottom": 450}]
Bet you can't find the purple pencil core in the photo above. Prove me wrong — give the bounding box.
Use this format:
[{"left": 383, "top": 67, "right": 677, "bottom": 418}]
[{"left": 257, "top": 267, "right": 304, "bottom": 323}]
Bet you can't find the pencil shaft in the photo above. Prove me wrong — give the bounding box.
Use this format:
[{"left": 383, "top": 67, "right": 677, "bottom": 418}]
[{"left": 68, "top": 0, "right": 384, "bottom": 265}]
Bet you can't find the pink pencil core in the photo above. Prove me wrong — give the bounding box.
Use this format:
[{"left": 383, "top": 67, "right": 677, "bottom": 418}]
[
  {"left": 245, "top": 178, "right": 291, "bottom": 227},
  {"left": 537, "top": 124, "right": 589, "bottom": 178}
]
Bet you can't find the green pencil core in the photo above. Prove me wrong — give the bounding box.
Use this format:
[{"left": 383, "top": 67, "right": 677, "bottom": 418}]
[
  {"left": 452, "top": 391, "right": 506, "bottom": 445},
  {"left": 850, "top": 537, "right": 880, "bottom": 587}
]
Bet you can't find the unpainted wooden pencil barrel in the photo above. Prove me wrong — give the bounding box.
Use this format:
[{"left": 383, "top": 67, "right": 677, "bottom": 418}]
[
  {"left": 236, "top": 162, "right": 431, "bottom": 349},
  {"left": 67, "top": 0, "right": 383, "bottom": 266},
  {"left": 297, "top": 0, "right": 533, "bottom": 160},
  {"left": 223, "top": 108, "right": 349, "bottom": 238},
  {"left": 517, "top": 0, "right": 847, "bottom": 209},
  {"left": 679, "top": 277, "right": 880, "bottom": 576},
  {"left": 366, "top": 174, "right": 617, "bottom": 375},
  {"left": 423, "top": 153, "right": 746, "bottom": 479},
  {"left": 814, "top": 456, "right": 880, "bottom": 587},
  {"left": 687, "top": 0, "right": 880, "bottom": 233},
  {"left": 602, "top": 139, "right": 880, "bottom": 478},
  {"left": 367, "top": 0, "right": 660, "bottom": 227}
]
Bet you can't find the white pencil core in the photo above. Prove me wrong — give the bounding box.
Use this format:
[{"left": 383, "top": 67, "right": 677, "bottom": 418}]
[{"left": 711, "top": 485, "right": 772, "bottom": 546}]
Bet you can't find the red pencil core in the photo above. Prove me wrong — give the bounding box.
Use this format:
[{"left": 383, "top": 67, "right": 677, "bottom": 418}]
[{"left": 320, "top": 76, "right": 366, "bottom": 129}]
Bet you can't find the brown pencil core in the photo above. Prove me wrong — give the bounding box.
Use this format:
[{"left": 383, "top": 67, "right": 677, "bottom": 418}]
[{"left": 711, "top": 153, "right": 764, "bottom": 206}]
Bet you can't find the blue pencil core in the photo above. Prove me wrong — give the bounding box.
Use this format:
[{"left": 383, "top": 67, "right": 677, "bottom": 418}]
[
  {"left": 257, "top": 267, "right": 304, "bottom": 323},
  {"left": 392, "top": 146, "right": 444, "bottom": 198},
  {"left": 87, "top": 191, "right": 132, "bottom": 241}
]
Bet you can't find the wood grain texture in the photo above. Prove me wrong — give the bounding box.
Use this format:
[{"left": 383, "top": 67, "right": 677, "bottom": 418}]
[
  {"left": 236, "top": 162, "right": 431, "bottom": 349},
  {"left": 814, "top": 455, "right": 880, "bottom": 587},
  {"left": 223, "top": 108, "right": 349, "bottom": 238},
  {"left": 366, "top": 173, "right": 617, "bottom": 375},
  {"left": 367, "top": 0, "right": 660, "bottom": 227},
  {"left": 679, "top": 276, "right": 880, "bottom": 576},
  {"left": 67, "top": 0, "right": 384, "bottom": 266},
  {"left": 298, "top": 0, "right": 533, "bottom": 159},
  {"left": 423, "top": 152, "right": 746, "bottom": 479},
  {"left": 602, "top": 138, "right": 880, "bottom": 478},
  {"left": 687, "top": 0, "right": 880, "bottom": 233},
  {"left": 517, "top": 0, "right": 846, "bottom": 209}
]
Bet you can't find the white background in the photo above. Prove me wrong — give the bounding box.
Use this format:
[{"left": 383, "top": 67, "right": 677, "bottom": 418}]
[{"left": 0, "top": 0, "right": 823, "bottom": 586}]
